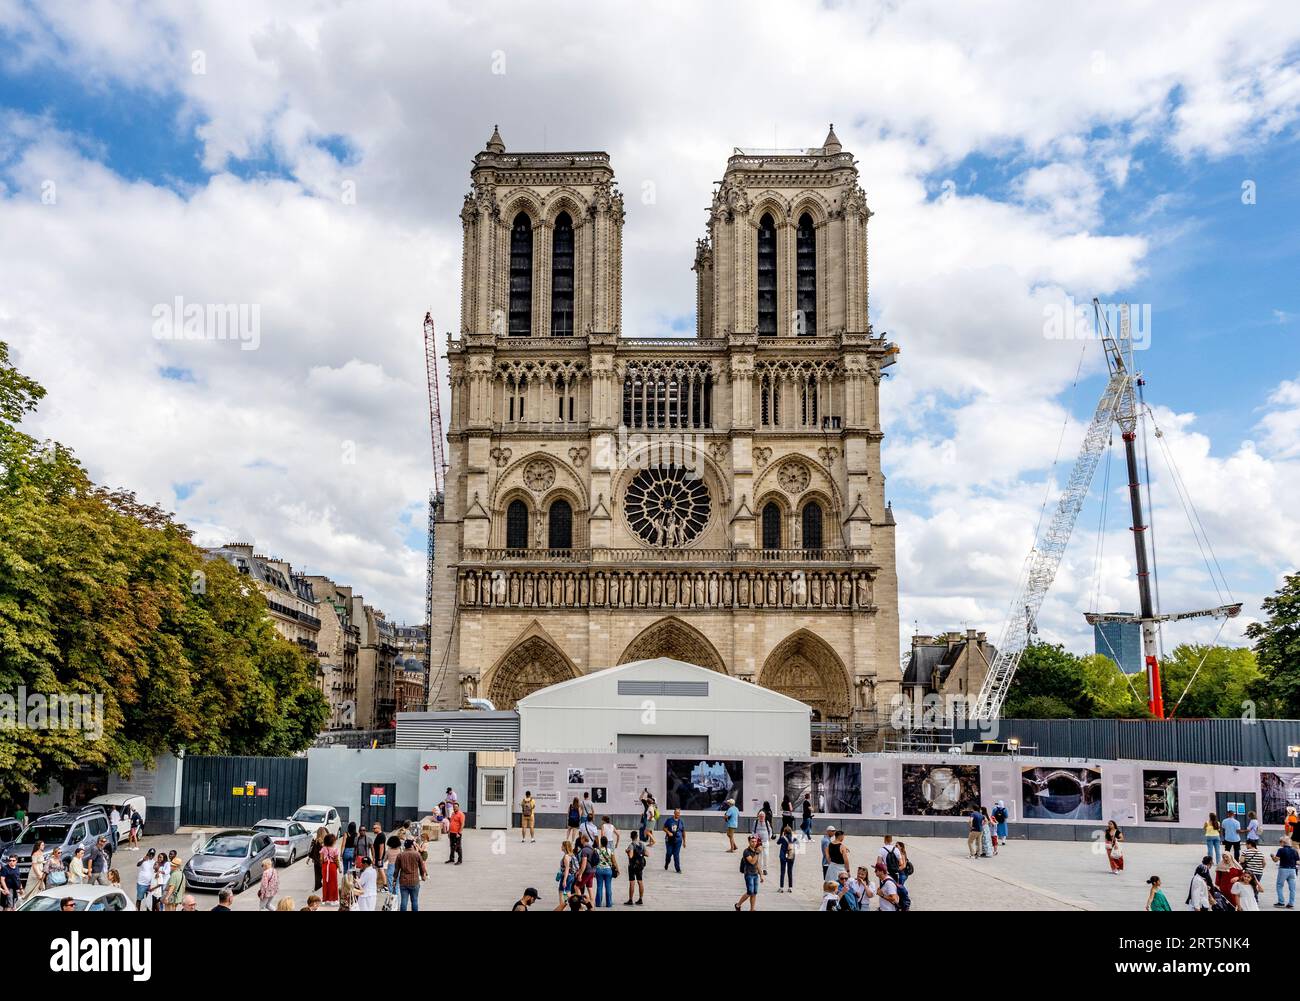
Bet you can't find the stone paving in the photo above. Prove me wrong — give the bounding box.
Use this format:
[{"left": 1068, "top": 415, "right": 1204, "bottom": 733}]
[{"left": 115, "top": 826, "right": 1297, "bottom": 912}]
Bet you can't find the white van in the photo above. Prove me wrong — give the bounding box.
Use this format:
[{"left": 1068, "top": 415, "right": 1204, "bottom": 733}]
[{"left": 87, "top": 794, "right": 147, "bottom": 838}]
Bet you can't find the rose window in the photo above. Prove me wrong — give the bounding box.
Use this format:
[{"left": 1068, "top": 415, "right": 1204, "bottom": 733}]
[{"left": 625, "top": 465, "right": 711, "bottom": 547}]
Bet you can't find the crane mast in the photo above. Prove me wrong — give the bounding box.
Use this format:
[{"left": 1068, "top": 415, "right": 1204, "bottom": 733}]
[
  {"left": 971, "top": 300, "right": 1240, "bottom": 722},
  {"left": 423, "top": 313, "right": 446, "bottom": 702}
]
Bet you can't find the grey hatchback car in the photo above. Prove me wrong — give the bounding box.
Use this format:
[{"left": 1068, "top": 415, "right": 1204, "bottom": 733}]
[
  {"left": 183, "top": 830, "right": 277, "bottom": 893},
  {"left": 5, "top": 808, "right": 111, "bottom": 876}
]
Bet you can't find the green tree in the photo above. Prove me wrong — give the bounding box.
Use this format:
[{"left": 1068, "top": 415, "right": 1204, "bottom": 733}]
[
  {"left": 1002, "top": 642, "right": 1095, "bottom": 718},
  {"left": 1080, "top": 653, "right": 1150, "bottom": 718},
  {"left": 1247, "top": 573, "right": 1300, "bottom": 717},
  {"left": 1159, "top": 644, "right": 1260, "bottom": 718},
  {"left": 0, "top": 342, "right": 326, "bottom": 803}
]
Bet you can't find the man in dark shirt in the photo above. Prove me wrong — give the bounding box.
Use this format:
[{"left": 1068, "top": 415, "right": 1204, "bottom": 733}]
[
  {"left": 662, "top": 809, "right": 686, "bottom": 873},
  {"left": 210, "top": 888, "right": 234, "bottom": 912},
  {"left": 511, "top": 887, "right": 538, "bottom": 911},
  {"left": 1272, "top": 837, "right": 1298, "bottom": 907},
  {"left": 1, "top": 856, "right": 21, "bottom": 910},
  {"left": 735, "top": 835, "right": 763, "bottom": 911},
  {"left": 85, "top": 838, "right": 111, "bottom": 886},
  {"left": 396, "top": 839, "right": 428, "bottom": 912},
  {"left": 968, "top": 808, "right": 985, "bottom": 858}
]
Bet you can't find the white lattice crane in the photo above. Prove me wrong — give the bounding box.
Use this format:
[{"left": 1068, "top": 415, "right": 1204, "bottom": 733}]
[
  {"left": 970, "top": 300, "right": 1239, "bottom": 721},
  {"left": 422, "top": 313, "right": 447, "bottom": 692}
]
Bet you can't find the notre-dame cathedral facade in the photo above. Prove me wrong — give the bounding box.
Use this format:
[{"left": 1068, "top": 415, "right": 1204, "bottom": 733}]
[{"left": 428, "top": 125, "right": 901, "bottom": 732}]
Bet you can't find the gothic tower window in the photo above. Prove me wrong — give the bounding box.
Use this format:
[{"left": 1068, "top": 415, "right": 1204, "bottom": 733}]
[
  {"left": 762, "top": 502, "right": 782, "bottom": 550},
  {"left": 796, "top": 212, "right": 816, "bottom": 336},
  {"left": 757, "top": 213, "right": 777, "bottom": 336},
  {"left": 509, "top": 212, "right": 533, "bottom": 336},
  {"left": 506, "top": 499, "right": 530, "bottom": 550},
  {"left": 802, "top": 501, "right": 824, "bottom": 552},
  {"left": 551, "top": 211, "right": 574, "bottom": 336},
  {"left": 548, "top": 499, "right": 573, "bottom": 551}
]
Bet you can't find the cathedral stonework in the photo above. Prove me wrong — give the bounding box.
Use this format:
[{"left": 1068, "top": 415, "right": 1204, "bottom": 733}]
[{"left": 428, "top": 125, "right": 901, "bottom": 739}]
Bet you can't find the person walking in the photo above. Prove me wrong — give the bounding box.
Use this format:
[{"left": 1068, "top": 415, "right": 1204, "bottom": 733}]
[
  {"left": 734, "top": 834, "right": 763, "bottom": 911},
  {"left": 86, "top": 837, "right": 110, "bottom": 886},
  {"left": 724, "top": 799, "right": 740, "bottom": 852},
  {"left": 566, "top": 797, "right": 582, "bottom": 842},
  {"left": 354, "top": 856, "right": 377, "bottom": 912},
  {"left": 397, "top": 838, "right": 427, "bottom": 911},
  {"left": 575, "top": 834, "right": 597, "bottom": 904},
  {"left": 1203, "top": 813, "right": 1223, "bottom": 864},
  {"left": 320, "top": 833, "right": 340, "bottom": 906},
  {"left": 780, "top": 795, "right": 795, "bottom": 839},
  {"left": 446, "top": 803, "right": 465, "bottom": 864},
  {"left": 662, "top": 809, "right": 686, "bottom": 873},
  {"left": 594, "top": 836, "right": 617, "bottom": 908},
  {"left": 557, "top": 840, "right": 577, "bottom": 904},
  {"left": 600, "top": 815, "right": 620, "bottom": 851},
  {"left": 1187, "top": 858, "right": 1213, "bottom": 911},
  {"left": 992, "top": 800, "right": 1009, "bottom": 848},
  {"left": 776, "top": 824, "right": 796, "bottom": 892},
  {"left": 1145, "top": 875, "right": 1171, "bottom": 911},
  {"left": 1271, "top": 836, "right": 1298, "bottom": 908},
  {"left": 1104, "top": 820, "right": 1125, "bottom": 873},
  {"left": 1242, "top": 839, "right": 1266, "bottom": 885},
  {"left": 644, "top": 796, "right": 659, "bottom": 849},
  {"left": 980, "top": 806, "right": 995, "bottom": 857},
  {"left": 309, "top": 827, "right": 325, "bottom": 891},
  {"left": 521, "top": 790, "right": 537, "bottom": 843},
  {"left": 624, "top": 830, "right": 646, "bottom": 905},
  {"left": 874, "top": 861, "right": 901, "bottom": 911},
  {"left": 1221, "top": 810, "right": 1242, "bottom": 860},
  {"left": 1287, "top": 809, "right": 1300, "bottom": 841},
  {"left": 108, "top": 807, "right": 121, "bottom": 852},
  {"left": 1245, "top": 811, "right": 1261, "bottom": 849},
  {"left": 370, "top": 822, "right": 387, "bottom": 881},
  {"left": 257, "top": 858, "right": 280, "bottom": 911},
  {"left": 67, "top": 847, "right": 85, "bottom": 884},
  {"left": 0, "top": 857, "right": 20, "bottom": 910},
  {"left": 967, "top": 808, "right": 983, "bottom": 859},
  {"left": 801, "top": 794, "right": 814, "bottom": 841},
  {"left": 753, "top": 810, "right": 773, "bottom": 876}
]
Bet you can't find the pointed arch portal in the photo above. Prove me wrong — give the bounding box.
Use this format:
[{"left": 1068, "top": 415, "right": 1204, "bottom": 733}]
[
  {"left": 759, "top": 630, "right": 852, "bottom": 719},
  {"left": 618, "top": 617, "right": 727, "bottom": 674},
  {"left": 486, "top": 635, "right": 580, "bottom": 709}
]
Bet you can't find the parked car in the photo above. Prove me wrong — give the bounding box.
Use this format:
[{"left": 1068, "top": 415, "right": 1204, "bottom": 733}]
[
  {"left": 183, "top": 830, "right": 277, "bottom": 893},
  {"left": 0, "top": 816, "right": 25, "bottom": 858},
  {"left": 86, "top": 794, "right": 146, "bottom": 838},
  {"left": 17, "top": 884, "right": 133, "bottom": 911},
  {"left": 7, "top": 808, "right": 112, "bottom": 876},
  {"left": 254, "top": 819, "right": 313, "bottom": 865},
  {"left": 289, "top": 804, "right": 341, "bottom": 838}
]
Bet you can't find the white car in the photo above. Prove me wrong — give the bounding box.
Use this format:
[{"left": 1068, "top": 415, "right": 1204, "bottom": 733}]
[
  {"left": 289, "top": 805, "right": 340, "bottom": 838},
  {"left": 254, "top": 819, "right": 313, "bottom": 865},
  {"left": 18, "top": 884, "right": 134, "bottom": 911},
  {"left": 87, "top": 794, "right": 146, "bottom": 838}
]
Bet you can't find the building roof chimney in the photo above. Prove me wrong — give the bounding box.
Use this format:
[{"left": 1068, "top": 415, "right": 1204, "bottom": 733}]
[{"left": 822, "top": 123, "right": 842, "bottom": 154}]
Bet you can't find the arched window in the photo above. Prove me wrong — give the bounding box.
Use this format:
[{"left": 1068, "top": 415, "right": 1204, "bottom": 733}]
[
  {"left": 762, "top": 502, "right": 782, "bottom": 551},
  {"left": 757, "top": 213, "right": 777, "bottom": 336},
  {"left": 551, "top": 211, "right": 574, "bottom": 336},
  {"left": 548, "top": 499, "right": 573, "bottom": 551},
  {"left": 506, "top": 499, "right": 530, "bottom": 550},
  {"left": 509, "top": 212, "right": 533, "bottom": 336},
  {"left": 802, "top": 501, "right": 824, "bottom": 553},
  {"left": 796, "top": 212, "right": 816, "bottom": 336}
]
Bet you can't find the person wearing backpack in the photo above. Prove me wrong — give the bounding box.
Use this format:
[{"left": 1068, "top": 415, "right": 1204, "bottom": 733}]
[
  {"left": 992, "top": 801, "right": 1009, "bottom": 849},
  {"left": 776, "top": 824, "right": 797, "bottom": 892},
  {"left": 624, "top": 830, "right": 647, "bottom": 905},
  {"left": 734, "top": 835, "right": 763, "bottom": 911},
  {"left": 874, "top": 860, "right": 901, "bottom": 911},
  {"left": 879, "top": 835, "right": 903, "bottom": 881}
]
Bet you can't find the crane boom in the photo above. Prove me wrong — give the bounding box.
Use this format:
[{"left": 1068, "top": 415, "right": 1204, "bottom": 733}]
[
  {"left": 423, "top": 312, "right": 446, "bottom": 706},
  {"left": 970, "top": 330, "right": 1133, "bottom": 721}
]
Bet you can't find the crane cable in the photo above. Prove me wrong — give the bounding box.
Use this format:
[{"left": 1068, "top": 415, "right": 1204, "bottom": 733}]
[{"left": 1168, "top": 615, "right": 1231, "bottom": 719}]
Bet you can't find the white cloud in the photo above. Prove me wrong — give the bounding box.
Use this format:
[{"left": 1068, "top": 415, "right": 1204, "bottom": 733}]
[{"left": 1, "top": 0, "right": 1298, "bottom": 641}]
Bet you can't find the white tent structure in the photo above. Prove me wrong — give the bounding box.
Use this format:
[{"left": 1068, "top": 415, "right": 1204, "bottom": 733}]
[{"left": 516, "top": 657, "right": 811, "bottom": 756}]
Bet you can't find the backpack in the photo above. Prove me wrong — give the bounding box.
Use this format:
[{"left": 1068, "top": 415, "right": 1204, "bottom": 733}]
[
  {"left": 838, "top": 885, "right": 860, "bottom": 911},
  {"left": 884, "top": 845, "right": 901, "bottom": 877},
  {"left": 896, "top": 880, "right": 912, "bottom": 912}
]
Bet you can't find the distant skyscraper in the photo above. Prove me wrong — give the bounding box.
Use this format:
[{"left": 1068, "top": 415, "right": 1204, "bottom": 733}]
[{"left": 1094, "top": 614, "right": 1143, "bottom": 674}]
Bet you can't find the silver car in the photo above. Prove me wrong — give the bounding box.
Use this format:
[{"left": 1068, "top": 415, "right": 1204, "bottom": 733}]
[
  {"left": 183, "top": 830, "right": 277, "bottom": 893},
  {"left": 254, "top": 819, "right": 312, "bottom": 865}
]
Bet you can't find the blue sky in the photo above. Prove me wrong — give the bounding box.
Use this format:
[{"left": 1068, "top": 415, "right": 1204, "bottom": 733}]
[{"left": 0, "top": 0, "right": 1297, "bottom": 654}]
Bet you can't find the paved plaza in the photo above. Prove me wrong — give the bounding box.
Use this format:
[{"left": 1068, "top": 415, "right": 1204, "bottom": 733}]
[{"left": 119, "top": 827, "right": 1297, "bottom": 912}]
